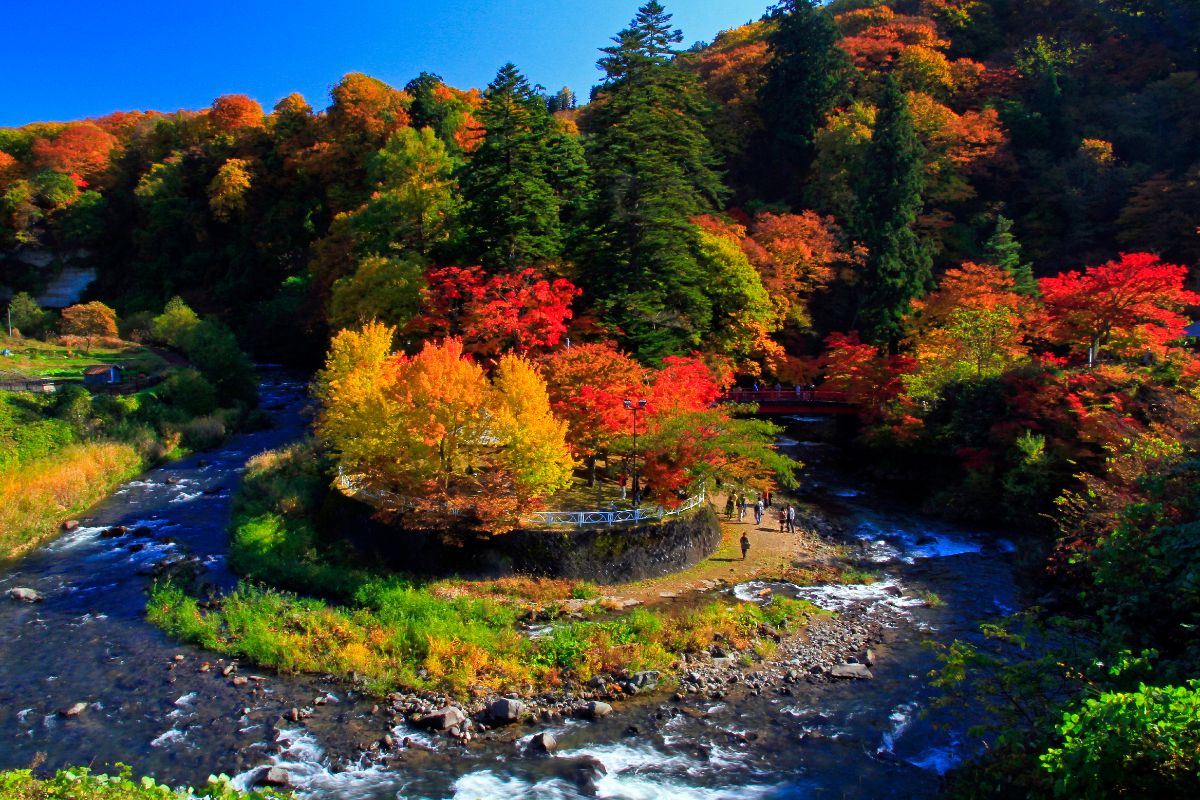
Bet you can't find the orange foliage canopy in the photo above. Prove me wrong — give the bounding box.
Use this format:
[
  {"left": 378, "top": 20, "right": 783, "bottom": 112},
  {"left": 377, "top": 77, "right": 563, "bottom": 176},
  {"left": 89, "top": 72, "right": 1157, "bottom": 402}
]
[
  {"left": 31, "top": 123, "right": 118, "bottom": 181},
  {"left": 207, "top": 94, "right": 265, "bottom": 133}
]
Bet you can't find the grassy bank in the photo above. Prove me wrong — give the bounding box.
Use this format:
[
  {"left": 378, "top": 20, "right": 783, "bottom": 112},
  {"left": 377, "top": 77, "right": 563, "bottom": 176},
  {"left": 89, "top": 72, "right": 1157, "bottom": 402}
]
[
  {"left": 0, "top": 766, "right": 291, "bottom": 799},
  {"left": 0, "top": 441, "right": 142, "bottom": 561},
  {"left": 148, "top": 441, "right": 818, "bottom": 698},
  {"left": 0, "top": 325, "right": 261, "bottom": 560}
]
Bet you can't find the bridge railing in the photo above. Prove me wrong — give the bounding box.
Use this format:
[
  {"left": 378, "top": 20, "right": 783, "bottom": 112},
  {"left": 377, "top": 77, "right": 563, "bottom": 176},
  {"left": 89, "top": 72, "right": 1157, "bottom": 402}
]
[{"left": 722, "top": 389, "right": 850, "bottom": 404}]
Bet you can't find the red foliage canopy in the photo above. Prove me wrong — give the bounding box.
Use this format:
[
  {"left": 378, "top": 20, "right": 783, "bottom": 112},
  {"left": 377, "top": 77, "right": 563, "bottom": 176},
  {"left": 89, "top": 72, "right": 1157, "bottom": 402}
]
[
  {"left": 412, "top": 266, "right": 581, "bottom": 359},
  {"left": 1039, "top": 252, "right": 1200, "bottom": 360}
]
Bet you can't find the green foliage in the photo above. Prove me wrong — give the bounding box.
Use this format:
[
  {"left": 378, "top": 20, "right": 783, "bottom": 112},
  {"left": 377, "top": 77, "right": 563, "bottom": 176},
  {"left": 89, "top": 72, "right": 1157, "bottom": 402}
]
[
  {"left": 0, "top": 765, "right": 293, "bottom": 799},
  {"left": 181, "top": 319, "right": 257, "bottom": 406},
  {"left": 6, "top": 291, "right": 50, "bottom": 338},
  {"left": 1041, "top": 682, "right": 1200, "bottom": 799},
  {"left": 460, "top": 63, "right": 576, "bottom": 270},
  {"left": 151, "top": 296, "right": 201, "bottom": 349},
  {"left": 0, "top": 393, "right": 75, "bottom": 471},
  {"left": 328, "top": 253, "right": 425, "bottom": 334},
  {"left": 158, "top": 368, "right": 218, "bottom": 416},
  {"left": 364, "top": 125, "right": 457, "bottom": 256},
  {"left": 758, "top": 0, "right": 852, "bottom": 202},
  {"left": 580, "top": 1, "right": 727, "bottom": 361},
  {"left": 984, "top": 215, "right": 1038, "bottom": 297},
  {"left": 854, "top": 76, "right": 931, "bottom": 348}
]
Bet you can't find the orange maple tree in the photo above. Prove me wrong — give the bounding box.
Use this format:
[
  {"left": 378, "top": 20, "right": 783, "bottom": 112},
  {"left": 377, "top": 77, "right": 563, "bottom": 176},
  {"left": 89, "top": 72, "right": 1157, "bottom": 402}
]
[{"left": 31, "top": 123, "right": 118, "bottom": 183}]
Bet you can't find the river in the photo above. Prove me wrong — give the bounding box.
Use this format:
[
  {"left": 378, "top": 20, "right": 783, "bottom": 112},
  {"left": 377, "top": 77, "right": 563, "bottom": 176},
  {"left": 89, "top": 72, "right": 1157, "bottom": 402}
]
[{"left": 0, "top": 376, "right": 1023, "bottom": 798}]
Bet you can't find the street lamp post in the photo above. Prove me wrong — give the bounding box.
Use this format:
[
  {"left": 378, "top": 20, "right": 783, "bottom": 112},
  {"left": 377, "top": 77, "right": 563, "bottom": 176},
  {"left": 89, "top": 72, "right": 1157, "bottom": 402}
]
[{"left": 623, "top": 398, "right": 648, "bottom": 509}]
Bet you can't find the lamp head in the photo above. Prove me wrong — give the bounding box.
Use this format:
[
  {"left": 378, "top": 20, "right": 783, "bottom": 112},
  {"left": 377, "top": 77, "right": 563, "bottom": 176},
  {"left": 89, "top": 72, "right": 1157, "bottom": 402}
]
[
  {"left": 637, "top": 399, "right": 648, "bottom": 409},
  {"left": 623, "top": 399, "right": 632, "bottom": 409}
]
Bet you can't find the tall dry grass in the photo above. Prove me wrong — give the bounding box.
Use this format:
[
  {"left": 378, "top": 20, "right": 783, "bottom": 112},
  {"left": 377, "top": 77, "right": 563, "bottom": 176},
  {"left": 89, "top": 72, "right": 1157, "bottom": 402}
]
[{"left": 0, "top": 442, "right": 142, "bottom": 561}]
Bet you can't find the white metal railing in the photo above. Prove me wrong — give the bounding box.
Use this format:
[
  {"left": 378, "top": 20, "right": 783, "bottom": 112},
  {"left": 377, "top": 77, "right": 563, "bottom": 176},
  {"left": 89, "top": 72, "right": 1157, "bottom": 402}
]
[
  {"left": 337, "top": 468, "right": 707, "bottom": 529},
  {"left": 523, "top": 489, "right": 707, "bottom": 528}
]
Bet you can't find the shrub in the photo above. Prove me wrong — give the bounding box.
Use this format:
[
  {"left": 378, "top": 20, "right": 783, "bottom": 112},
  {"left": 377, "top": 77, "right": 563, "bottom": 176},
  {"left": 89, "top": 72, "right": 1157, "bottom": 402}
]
[
  {"left": 151, "top": 296, "right": 200, "bottom": 349},
  {"left": 1040, "top": 682, "right": 1200, "bottom": 798},
  {"left": 6, "top": 291, "right": 51, "bottom": 338},
  {"left": 159, "top": 368, "right": 217, "bottom": 416},
  {"left": 180, "top": 414, "right": 226, "bottom": 450},
  {"left": 0, "top": 765, "right": 293, "bottom": 799}
]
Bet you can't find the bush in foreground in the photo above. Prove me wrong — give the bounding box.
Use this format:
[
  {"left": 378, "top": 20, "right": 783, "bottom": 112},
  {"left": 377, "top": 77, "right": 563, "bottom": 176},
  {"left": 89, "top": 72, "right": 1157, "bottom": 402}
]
[{"left": 0, "top": 766, "right": 292, "bottom": 800}]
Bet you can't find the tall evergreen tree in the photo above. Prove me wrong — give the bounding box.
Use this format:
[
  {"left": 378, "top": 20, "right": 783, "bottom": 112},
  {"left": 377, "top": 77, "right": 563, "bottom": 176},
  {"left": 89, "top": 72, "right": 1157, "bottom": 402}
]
[
  {"left": 459, "top": 63, "right": 568, "bottom": 271},
  {"left": 758, "top": 0, "right": 852, "bottom": 203},
  {"left": 985, "top": 214, "right": 1038, "bottom": 296},
  {"left": 854, "top": 76, "right": 931, "bottom": 349},
  {"left": 580, "top": 1, "right": 726, "bottom": 361}
]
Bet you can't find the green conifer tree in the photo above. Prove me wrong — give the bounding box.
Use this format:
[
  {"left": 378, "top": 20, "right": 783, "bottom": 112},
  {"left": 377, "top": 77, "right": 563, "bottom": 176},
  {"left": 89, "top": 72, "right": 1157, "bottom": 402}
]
[
  {"left": 460, "top": 63, "right": 567, "bottom": 271},
  {"left": 855, "top": 76, "right": 932, "bottom": 349},
  {"left": 985, "top": 214, "right": 1038, "bottom": 296},
  {"left": 758, "top": 0, "right": 852, "bottom": 203},
  {"left": 580, "top": 1, "right": 727, "bottom": 361}
]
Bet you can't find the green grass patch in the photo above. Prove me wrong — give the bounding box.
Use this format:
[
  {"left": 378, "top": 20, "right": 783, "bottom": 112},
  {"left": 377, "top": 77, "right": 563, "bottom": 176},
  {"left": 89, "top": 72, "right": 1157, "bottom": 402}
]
[
  {"left": 0, "top": 335, "right": 165, "bottom": 381},
  {"left": 149, "top": 441, "right": 820, "bottom": 698}
]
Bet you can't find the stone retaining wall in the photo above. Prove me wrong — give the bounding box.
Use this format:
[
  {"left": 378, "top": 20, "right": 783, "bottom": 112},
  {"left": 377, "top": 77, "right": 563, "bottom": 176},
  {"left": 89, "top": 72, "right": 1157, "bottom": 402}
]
[{"left": 319, "top": 492, "right": 722, "bottom": 585}]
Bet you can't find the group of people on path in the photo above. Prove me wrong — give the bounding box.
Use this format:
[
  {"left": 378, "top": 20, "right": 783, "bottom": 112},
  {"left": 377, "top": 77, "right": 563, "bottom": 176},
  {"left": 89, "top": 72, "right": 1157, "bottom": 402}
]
[{"left": 726, "top": 490, "right": 798, "bottom": 560}]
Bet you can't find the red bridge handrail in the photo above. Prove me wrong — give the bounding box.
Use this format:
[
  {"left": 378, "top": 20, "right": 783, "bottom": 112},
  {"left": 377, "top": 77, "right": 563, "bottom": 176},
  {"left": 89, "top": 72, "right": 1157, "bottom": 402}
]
[{"left": 722, "top": 388, "right": 851, "bottom": 405}]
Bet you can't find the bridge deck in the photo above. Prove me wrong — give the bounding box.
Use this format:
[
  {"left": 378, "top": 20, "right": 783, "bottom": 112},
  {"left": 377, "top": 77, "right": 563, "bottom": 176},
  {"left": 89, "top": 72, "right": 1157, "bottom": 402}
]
[{"left": 719, "top": 389, "right": 857, "bottom": 416}]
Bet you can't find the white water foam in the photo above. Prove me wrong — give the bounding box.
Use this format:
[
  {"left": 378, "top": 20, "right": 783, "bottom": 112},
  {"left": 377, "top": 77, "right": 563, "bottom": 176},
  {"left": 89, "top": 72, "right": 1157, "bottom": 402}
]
[
  {"left": 150, "top": 727, "right": 188, "bottom": 748},
  {"left": 230, "top": 727, "right": 398, "bottom": 798}
]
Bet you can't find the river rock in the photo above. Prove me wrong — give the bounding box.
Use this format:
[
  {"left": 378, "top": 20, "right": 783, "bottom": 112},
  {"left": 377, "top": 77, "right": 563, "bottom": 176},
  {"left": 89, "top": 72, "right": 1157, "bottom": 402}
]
[
  {"left": 62, "top": 520, "right": 79, "bottom": 531},
  {"left": 7, "top": 587, "right": 42, "bottom": 603},
  {"left": 630, "top": 670, "right": 660, "bottom": 691},
  {"left": 830, "top": 663, "right": 874, "bottom": 680},
  {"left": 257, "top": 767, "right": 290, "bottom": 787},
  {"left": 577, "top": 700, "right": 613, "bottom": 720},
  {"left": 100, "top": 525, "right": 129, "bottom": 538},
  {"left": 549, "top": 755, "right": 607, "bottom": 791},
  {"left": 864, "top": 648, "right": 876, "bottom": 666},
  {"left": 527, "top": 731, "right": 557, "bottom": 755},
  {"left": 60, "top": 702, "right": 88, "bottom": 717},
  {"left": 486, "top": 697, "right": 525, "bottom": 724},
  {"left": 417, "top": 706, "right": 467, "bottom": 731}
]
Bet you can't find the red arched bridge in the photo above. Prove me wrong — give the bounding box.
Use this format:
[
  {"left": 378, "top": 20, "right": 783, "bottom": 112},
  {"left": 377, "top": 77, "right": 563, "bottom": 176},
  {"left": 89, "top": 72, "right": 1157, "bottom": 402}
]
[{"left": 719, "top": 388, "right": 858, "bottom": 416}]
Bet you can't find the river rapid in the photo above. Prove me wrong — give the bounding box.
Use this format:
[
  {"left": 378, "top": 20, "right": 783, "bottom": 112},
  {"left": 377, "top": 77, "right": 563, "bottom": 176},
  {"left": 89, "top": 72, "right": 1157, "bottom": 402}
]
[{"left": 0, "top": 377, "right": 1023, "bottom": 799}]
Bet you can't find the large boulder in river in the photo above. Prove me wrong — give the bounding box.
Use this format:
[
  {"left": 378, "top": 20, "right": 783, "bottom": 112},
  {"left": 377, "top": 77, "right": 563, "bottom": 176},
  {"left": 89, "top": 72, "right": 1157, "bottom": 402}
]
[
  {"left": 547, "top": 755, "right": 607, "bottom": 791},
  {"left": 255, "top": 767, "right": 290, "bottom": 787},
  {"left": 486, "top": 698, "right": 525, "bottom": 724},
  {"left": 576, "top": 700, "right": 613, "bottom": 720},
  {"left": 7, "top": 588, "right": 42, "bottom": 603},
  {"left": 526, "top": 731, "right": 557, "bottom": 755},
  {"left": 417, "top": 706, "right": 467, "bottom": 731},
  {"left": 831, "top": 663, "right": 874, "bottom": 680}
]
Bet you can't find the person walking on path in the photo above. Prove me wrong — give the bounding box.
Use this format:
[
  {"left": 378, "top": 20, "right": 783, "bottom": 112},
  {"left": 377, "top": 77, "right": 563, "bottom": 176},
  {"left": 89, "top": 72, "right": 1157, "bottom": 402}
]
[
  {"left": 754, "top": 498, "right": 764, "bottom": 526},
  {"left": 765, "top": 490, "right": 772, "bottom": 508},
  {"left": 778, "top": 507, "right": 787, "bottom": 532},
  {"left": 740, "top": 532, "right": 750, "bottom": 560},
  {"left": 737, "top": 494, "right": 747, "bottom": 521},
  {"left": 724, "top": 495, "right": 735, "bottom": 520},
  {"left": 786, "top": 504, "right": 796, "bottom": 533}
]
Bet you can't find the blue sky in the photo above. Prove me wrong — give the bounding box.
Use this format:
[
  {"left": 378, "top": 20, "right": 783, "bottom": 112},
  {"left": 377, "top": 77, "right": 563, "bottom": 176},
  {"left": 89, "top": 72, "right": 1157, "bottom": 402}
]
[{"left": 1, "top": 0, "right": 772, "bottom": 127}]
